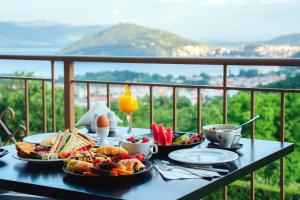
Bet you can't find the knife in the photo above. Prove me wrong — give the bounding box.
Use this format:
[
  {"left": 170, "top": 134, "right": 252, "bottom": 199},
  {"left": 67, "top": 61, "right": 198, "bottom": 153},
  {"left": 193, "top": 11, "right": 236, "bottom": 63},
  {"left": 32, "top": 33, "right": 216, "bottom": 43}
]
[{"left": 166, "top": 162, "right": 229, "bottom": 174}]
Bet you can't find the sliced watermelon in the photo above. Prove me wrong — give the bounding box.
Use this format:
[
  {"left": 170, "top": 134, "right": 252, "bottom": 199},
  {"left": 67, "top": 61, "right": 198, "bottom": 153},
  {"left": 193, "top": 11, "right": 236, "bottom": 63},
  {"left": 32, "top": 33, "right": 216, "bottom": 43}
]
[
  {"left": 151, "top": 123, "right": 159, "bottom": 143},
  {"left": 157, "top": 124, "right": 166, "bottom": 145},
  {"left": 165, "top": 128, "right": 173, "bottom": 146}
]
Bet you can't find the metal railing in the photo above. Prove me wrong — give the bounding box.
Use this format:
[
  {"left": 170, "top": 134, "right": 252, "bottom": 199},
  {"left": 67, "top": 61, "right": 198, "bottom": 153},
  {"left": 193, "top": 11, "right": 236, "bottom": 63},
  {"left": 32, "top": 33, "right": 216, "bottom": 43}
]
[{"left": 0, "top": 55, "right": 300, "bottom": 200}]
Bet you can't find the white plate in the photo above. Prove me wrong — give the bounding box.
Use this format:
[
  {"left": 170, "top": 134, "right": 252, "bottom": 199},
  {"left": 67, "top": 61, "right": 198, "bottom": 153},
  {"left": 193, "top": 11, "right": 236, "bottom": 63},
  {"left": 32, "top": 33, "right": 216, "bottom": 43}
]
[
  {"left": 13, "top": 153, "right": 64, "bottom": 164},
  {"left": 168, "top": 148, "right": 239, "bottom": 165},
  {"left": 23, "top": 133, "right": 56, "bottom": 144}
]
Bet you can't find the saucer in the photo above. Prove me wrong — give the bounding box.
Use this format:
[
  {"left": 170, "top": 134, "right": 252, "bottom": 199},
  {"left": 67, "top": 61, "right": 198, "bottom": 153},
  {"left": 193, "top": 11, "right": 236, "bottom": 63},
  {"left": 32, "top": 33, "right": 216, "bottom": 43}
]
[{"left": 207, "top": 142, "right": 243, "bottom": 151}]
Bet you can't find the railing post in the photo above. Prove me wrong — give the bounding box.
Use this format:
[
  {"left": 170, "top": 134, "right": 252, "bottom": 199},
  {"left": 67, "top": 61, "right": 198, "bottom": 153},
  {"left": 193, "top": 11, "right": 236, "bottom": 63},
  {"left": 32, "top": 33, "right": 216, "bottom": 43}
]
[
  {"left": 64, "top": 61, "right": 75, "bottom": 129},
  {"left": 223, "top": 64, "right": 228, "bottom": 200}
]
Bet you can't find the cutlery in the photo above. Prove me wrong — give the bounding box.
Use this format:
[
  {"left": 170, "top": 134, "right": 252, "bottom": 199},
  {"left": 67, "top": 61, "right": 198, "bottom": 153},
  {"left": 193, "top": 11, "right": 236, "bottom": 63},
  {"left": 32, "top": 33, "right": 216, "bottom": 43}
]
[
  {"left": 0, "top": 149, "right": 8, "bottom": 157},
  {"left": 167, "top": 163, "right": 229, "bottom": 174},
  {"left": 233, "top": 115, "right": 260, "bottom": 130},
  {"left": 154, "top": 159, "right": 220, "bottom": 179}
]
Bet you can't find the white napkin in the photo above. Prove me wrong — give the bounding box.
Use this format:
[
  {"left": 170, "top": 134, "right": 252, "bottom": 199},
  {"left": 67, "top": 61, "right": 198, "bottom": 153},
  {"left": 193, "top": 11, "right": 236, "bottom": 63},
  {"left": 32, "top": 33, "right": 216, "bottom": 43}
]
[
  {"left": 76, "top": 102, "right": 123, "bottom": 128},
  {"left": 154, "top": 165, "right": 220, "bottom": 180}
]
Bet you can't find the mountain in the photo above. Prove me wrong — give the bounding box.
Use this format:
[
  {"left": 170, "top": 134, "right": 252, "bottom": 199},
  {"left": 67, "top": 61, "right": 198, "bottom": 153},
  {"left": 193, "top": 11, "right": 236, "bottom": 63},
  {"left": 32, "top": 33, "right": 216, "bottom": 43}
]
[
  {"left": 266, "top": 33, "right": 300, "bottom": 46},
  {"left": 60, "top": 23, "right": 210, "bottom": 56},
  {"left": 0, "top": 21, "right": 110, "bottom": 47}
]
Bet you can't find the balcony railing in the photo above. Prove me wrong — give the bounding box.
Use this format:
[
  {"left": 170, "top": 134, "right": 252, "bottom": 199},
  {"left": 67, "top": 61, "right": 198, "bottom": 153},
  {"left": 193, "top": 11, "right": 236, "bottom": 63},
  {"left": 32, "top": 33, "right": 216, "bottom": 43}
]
[{"left": 0, "top": 55, "right": 300, "bottom": 200}]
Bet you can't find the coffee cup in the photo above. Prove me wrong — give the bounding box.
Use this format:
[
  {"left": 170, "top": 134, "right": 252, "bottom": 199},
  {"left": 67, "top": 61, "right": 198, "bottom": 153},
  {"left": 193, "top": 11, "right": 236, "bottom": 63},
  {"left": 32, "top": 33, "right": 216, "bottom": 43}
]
[
  {"left": 120, "top": 140, "right": 158, "bottom": 159},
  {"left": 216, "top": 129, "right": 241, "bottom": 148}
]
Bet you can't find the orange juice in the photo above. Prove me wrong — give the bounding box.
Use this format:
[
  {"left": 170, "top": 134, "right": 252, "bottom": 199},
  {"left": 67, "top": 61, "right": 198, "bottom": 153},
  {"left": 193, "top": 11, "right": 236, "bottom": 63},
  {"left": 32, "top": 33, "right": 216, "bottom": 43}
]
[{"left": 118, "top": 85, "right": 138, "bottom": 115}]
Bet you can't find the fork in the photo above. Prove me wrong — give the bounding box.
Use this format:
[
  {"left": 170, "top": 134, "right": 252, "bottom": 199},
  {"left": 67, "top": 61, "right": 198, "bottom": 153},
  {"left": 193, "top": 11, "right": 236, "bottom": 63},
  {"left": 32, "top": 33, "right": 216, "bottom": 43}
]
[{"left": 154, "top": 159, "right": 219, "bottom": 179}]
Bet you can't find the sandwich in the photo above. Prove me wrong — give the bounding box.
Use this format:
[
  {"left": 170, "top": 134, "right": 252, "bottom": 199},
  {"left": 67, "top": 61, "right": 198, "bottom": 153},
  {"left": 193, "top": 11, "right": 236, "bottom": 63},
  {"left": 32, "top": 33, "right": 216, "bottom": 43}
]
[{"left": 74, "top": 133, "right": 96, "bottom": 150}]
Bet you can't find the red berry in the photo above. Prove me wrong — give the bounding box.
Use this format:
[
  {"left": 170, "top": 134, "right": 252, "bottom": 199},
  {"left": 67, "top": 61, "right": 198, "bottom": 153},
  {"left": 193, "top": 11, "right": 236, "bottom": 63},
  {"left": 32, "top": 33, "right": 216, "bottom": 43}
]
[
  {"left": 93, "top": 159, "right": 102, "bottom": 165},
  {"left": 128, "top": 136, "right": 135, "bottom": 142},
  {"left": 142, "top": 138, "right": 150, "bottom": 143},
  {"left": 105, "top": 159, "right": 112, "bottom": 164}
]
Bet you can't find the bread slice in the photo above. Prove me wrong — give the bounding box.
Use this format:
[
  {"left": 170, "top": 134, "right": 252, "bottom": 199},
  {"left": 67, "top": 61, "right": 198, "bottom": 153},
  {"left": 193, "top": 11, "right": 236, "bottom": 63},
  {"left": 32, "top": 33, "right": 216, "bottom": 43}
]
[{"left": 74, "top": 133, "right": 96, "bottom": 150}]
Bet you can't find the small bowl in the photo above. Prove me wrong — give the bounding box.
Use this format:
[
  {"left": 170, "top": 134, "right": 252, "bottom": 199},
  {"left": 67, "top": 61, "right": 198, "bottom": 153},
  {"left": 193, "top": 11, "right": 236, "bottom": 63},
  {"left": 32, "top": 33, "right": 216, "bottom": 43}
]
[
  {"left": 202, "top": 124, "right": 241, "bottom": 143},
  {"left": 121, "top": 139, "right": 158, "bottom": 159}
]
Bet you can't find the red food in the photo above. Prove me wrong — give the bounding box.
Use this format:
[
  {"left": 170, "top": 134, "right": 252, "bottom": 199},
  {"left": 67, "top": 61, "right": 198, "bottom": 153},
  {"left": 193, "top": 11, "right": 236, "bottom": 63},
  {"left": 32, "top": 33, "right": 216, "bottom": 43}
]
[
  {"left": 165, "top": 128, "right": 173, "bottom": 146},
  {"left": 119, "top": 153, "right": 134, "bottom": 160},
  {"left": 93, "top": 159, "right": 102, "bottom": 165},
  {"left": 151, "top": 123, "right": 159, "bottom": 143},
  {"left": 157, "top": 124, "right": 166, "bottom": 145},
  {"left": 59, "top": 152, "right": 70, "bottom": 158},
  {"left": 142, "top": 137, "right": 150, "bottom": 143},
  {"left": 128, "top": 136, "right": 135, "bottom": 142},
  {"left": 134, "top": 154, "right": 145, "bottom": 162},
  {"left": 105, "top": 159, "right": 112, "bottom": 164}
]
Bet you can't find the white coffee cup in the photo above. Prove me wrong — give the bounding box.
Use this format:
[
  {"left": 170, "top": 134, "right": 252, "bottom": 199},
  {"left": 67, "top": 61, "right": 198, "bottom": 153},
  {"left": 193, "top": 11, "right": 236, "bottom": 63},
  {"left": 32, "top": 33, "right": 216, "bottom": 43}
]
[
  {"left": 120, "top": 140, "right": 158, "bottom": 159},
  {"left": 216, "top": 129, "right": 241, "bottom": 148}
]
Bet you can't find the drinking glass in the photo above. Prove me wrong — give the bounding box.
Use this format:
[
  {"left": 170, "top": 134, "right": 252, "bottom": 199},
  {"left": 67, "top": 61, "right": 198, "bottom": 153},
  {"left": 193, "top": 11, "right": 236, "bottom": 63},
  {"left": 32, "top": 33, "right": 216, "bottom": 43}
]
[{"left": 118, "top": 85, "right": 138, "bottom": 133}]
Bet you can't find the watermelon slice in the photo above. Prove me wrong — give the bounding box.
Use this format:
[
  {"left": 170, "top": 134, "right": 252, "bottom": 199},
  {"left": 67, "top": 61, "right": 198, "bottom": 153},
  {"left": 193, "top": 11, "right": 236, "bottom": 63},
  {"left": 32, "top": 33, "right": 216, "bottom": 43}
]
[
  {"left": 151, "top": 123, "right": 159, "bottom": 143},
  {"left": 165, "top": 128, "right": 173, "bottom": 146},
  {"left": 157, "top": 124, "right": 166, "bottom": 145}
]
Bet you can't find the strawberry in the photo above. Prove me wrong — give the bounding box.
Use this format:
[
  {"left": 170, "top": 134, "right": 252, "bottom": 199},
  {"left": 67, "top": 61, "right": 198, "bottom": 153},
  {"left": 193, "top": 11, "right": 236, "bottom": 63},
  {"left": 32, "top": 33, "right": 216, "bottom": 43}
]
[
  {"left": 128, "top": 136, "right": 135, "bottom": 142},
  {"left": 151, "top": 123, "right": 159, "bottom": 143},
  {"left": 157, "top": 124, "right": 166, "bottom": 145},
  {"left": 165, "top": 128, "right": 173, "bottom": 146},
  {"left": 142, "top": 137, "right": 150, "bottom": 143}
]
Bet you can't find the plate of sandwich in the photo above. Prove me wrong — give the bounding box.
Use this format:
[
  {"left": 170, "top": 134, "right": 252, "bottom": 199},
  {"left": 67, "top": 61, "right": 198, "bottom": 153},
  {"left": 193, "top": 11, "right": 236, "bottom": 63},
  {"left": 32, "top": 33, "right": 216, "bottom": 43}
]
[{"left": 14, "top": 128, "right": 96, "bottom": 164}]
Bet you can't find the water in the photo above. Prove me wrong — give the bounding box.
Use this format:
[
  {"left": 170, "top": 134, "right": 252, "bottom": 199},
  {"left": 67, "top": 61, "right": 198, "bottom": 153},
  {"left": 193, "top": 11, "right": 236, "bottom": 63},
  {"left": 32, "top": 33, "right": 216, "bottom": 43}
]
[{"left": 0, "top": 47, "right": 278, "bottom": 78}]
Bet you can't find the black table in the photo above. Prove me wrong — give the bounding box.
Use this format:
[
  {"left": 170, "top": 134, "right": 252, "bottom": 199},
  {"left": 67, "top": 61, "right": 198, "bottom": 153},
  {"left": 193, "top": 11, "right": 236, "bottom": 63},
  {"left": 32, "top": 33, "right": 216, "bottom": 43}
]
[{"left": 0, "top": 138, "right": 294, "bottom": 200}]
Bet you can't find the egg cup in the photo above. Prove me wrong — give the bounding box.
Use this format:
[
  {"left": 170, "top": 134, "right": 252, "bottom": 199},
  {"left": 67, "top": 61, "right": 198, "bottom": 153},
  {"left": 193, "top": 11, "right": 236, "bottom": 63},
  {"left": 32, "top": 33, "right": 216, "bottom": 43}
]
[{"left": 96, "top": 127, "right": 110, "bottom": 146}]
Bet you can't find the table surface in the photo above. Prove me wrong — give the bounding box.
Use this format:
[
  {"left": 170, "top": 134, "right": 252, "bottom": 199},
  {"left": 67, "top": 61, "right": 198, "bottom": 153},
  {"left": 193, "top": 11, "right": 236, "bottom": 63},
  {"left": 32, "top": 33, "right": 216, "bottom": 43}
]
[{"left": 0, "top": 129, "right": 294, "bottom": 200}]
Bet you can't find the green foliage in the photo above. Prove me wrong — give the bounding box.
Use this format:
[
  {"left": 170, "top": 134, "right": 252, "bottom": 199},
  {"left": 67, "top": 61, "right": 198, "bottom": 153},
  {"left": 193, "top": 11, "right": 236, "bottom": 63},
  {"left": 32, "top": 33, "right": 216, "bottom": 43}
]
[
  {"left": 0, "top": 72, "right": 85, "bottom": 141},
  {"left": 204, "top": 180, "right": 300, "bottom": 200}
]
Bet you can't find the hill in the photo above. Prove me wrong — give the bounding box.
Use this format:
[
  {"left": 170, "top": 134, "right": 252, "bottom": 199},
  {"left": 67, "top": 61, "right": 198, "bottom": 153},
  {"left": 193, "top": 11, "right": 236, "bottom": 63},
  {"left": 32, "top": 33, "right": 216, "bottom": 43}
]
[
  {"left": 266, "top": 33, "right": 300, "bottom": 46},
  {"left": 0, "top": 21, "right": 109, "bottom": 47},
  {"left": 60, "top": 23, "right": 210, "bottom": 56}
]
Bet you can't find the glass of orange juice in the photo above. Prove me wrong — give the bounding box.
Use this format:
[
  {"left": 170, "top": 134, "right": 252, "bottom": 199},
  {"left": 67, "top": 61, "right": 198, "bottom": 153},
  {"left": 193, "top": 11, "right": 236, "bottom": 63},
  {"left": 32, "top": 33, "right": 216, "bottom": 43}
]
[{"left": 118, "top": 85, "right": 138, "bottom": 133}]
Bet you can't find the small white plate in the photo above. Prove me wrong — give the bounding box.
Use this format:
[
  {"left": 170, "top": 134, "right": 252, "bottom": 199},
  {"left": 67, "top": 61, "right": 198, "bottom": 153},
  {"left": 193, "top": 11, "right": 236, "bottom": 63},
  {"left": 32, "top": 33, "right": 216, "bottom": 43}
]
[
  {"left": 168, "top": 148, "right": 239, "bottom": 165},
  {"left": 13, "top": 154, "right": 64, "bottom": 164},
  {"left": 23, "top": 133, "right": 56, "bottom": 144}
]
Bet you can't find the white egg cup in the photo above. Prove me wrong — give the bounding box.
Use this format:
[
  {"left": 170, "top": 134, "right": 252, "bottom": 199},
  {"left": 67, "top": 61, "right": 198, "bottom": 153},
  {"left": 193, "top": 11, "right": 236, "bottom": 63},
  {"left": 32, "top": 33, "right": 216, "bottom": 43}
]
[{"left": 96, "top": 127, "right": 110, "bottom": 146}]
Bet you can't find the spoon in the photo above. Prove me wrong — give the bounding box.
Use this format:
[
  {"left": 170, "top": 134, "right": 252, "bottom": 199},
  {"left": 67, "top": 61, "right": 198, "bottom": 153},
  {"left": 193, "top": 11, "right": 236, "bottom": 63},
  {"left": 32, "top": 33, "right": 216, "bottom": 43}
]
[{"left": 232, "top": 115, "right": 260, "bottom": 130}]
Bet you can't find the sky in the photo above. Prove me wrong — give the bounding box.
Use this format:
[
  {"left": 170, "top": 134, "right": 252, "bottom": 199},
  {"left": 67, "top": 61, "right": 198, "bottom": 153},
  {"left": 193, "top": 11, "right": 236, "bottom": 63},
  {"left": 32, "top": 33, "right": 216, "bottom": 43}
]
[{"left": 0, "top": 0, "right": 300, "bottom": 42}]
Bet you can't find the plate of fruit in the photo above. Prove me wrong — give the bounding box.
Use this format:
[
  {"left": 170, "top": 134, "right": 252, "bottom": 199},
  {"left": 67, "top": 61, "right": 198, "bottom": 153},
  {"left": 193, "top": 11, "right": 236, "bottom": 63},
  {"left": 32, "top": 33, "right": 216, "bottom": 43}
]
[
  {"left": 151, "top": 122, "right": 205, "bottom": 156},
  {"left": 62, "top": 146, "right": 152, "bottom": 180}
]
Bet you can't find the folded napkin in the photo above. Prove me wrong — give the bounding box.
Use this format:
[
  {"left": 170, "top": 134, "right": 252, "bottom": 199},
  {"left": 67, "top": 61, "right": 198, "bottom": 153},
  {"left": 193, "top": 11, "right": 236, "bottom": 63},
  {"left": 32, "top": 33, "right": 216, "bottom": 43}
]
[
  {"left": 154, "top": 165, "right": 220, "bottom": 180},
  {"left": 76, "top": 102, "right": 122, "bottom": 132}
]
